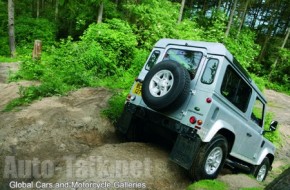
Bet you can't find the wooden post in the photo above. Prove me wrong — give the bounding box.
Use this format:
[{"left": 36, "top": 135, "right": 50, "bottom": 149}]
[{"left": 32, "top": 40, "right": 42, "bottom": 60}]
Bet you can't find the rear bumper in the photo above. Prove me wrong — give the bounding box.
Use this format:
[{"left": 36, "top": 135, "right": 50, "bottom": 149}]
[
  {"left": 117, "top": 102, "right": 197, "bottom": 136},
  {"left": 116, "top": 102, "right": 202, "bottom": 170}
]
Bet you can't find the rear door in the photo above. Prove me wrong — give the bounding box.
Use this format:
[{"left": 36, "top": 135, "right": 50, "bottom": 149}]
[{"left": 140, "top": 45, "right": 208, "bottom": 120}]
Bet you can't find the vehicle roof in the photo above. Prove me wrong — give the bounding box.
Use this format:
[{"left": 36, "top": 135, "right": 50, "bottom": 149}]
[
  {"left": 155, "top": 38, "right": 231, "bottom": 57},
  {"left": 154, "top": 38, "right": 267, "bottom": 103}
]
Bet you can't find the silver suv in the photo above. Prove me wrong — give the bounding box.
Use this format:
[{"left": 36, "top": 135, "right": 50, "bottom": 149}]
[{"left": 116, "top": 39, "right": 278, "bottom": 181}]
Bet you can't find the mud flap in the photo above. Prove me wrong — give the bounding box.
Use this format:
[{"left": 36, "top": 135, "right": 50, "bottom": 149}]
[
  {"left": 116, "top": 103, "right": 137, "bottom": 134},
  {"left": 169, "top": 134, "right": 201, "bottom": 170}
]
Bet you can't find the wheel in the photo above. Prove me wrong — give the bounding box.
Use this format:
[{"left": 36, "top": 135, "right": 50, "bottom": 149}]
[
  {"left": 189, "top": 134, "right": 228, "bottom": 180},
  {"left": 253, "top": 158, "right": 270, "bottom": 181},
  {"left": 141, "top": 60, "right": 190, "bottom": 111}
]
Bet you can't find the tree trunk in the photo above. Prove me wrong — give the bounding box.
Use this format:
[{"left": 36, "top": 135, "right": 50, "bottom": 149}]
[
  {"left": 177, "top": 0, "right": 186, "bottom": 24},
  {"left": 258, "top": 10, "right": 276, "bottom": 62},
  {"left": 37, "top": 0, "right": 40, "bottom": 18},
  {"left": 225, "top": 0, "right": 238, "bottom": 37},
  {"left": 251, "top": 6, "right": 261, "bottom": 28},
  {"left": 281, "top": 27, "right": 290, "bottom": 49},
  {"left": 202, "top": 0, "right": 207, "bottom": 15},
  {"left": 225, "top": 0, "right": 232, "bottom": 15},
  {"left": 55, "top": 0, "right": 59, "bottom": 21},
  {"left": 237, "top": 0, "right": 249, "bottom": 37},
  {"left": 8, "top": 0, "right": 16, "bottom": 58},
  {"left": 97, "top": 1, "right": 104, "bottom": 24},
  {"left": 217, "top": 0, "right": 222, "bottom": 10},
  {"left": 41, "top": 0, "right": 44, "bottom": 10},
  {"left": 32, "top": 40, "right": 42, "bottom": 60}
]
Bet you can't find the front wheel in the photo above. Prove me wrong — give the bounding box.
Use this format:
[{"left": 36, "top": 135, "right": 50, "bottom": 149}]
[
  {"left": 189, "top": 134, "right": 228, "bottom": 181},
  {"left": 253, "top": 158, "right": 270, "bottom": 181}
]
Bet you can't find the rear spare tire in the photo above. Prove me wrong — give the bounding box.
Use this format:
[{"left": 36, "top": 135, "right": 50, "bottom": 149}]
[{"left": 141, "top": 60, "right": 190, "bottom": 111}]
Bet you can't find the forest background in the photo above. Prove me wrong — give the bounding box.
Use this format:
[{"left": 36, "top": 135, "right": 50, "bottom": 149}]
[{"left": 0, "top": 0, "right": 290, "bottom": 120}]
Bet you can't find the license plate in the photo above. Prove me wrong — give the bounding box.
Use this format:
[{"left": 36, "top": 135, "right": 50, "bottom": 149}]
[{"left": 133, "top": 82, "right": 142, "bottom": 96}]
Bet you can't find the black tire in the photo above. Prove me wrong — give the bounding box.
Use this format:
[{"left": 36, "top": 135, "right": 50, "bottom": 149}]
[
  {"left": 141, "top": 60, "right": 190, "bottom": 111},
  {"left": 189, "top": 134, "right": 228, "bottom": 181},
  {"left": 253, "top": 157, "right": 270, "bottom": 181}
]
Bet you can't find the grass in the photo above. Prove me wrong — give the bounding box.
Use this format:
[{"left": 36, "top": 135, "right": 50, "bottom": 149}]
[
  {"left": 187, "top": 180, "right": 228, "bottom": 190},
  {"left": 0, "top": 56, "right": 23, "bottom": 63}
]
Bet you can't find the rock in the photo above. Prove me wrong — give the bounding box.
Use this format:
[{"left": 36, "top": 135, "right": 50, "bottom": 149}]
[{"left": 265, "top": 167, "right": 290, "bottom": 190}]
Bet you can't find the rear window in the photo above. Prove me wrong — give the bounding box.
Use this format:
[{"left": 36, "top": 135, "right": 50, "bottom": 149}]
[
  {"left": 163, "top": 49, "right": 203, "bottom": 78},
  {"left": 221, "top": 66, "right": 252, "bottom": 112}
]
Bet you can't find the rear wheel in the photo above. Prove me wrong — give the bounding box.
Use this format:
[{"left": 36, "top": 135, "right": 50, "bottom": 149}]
[{"left": 189, "top": 134, "right": 228, "bottom": 180}]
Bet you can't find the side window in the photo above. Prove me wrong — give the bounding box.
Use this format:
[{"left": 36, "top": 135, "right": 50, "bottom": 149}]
[
  {"left": 251, "top": 98, "right": 264, "bottom": 127},
  {"left": 221, "top": 66, "right": 252, "bottom": 112},
  {"left": 201, "top": 58, "right": 219, "bottom": 84},
  {"left": 146, "top": 50, "right": 160, "bottom": 70}
]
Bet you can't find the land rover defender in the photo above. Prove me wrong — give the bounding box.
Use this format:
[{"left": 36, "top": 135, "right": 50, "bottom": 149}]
[{"left": 116, "top": 39, "right": 278, "bottom": 181}]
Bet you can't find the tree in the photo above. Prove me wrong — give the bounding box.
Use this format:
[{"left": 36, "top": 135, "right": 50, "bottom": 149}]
[
  {"left": 257, "top": 1, "right": 280, "bottom": 63},
  {"left": 178, "top": 0, "right": 186, "bottom": 24},
  {"left": 36, "top": 0, "right": 40, "bottom": 18},
  {"left": 8, "top": 0, "right": 16, "bottom": 57},
  {"left": 237, "top": 0, "right": 251, "bottom": 37},
  {"left": 269, "top": 27, "right": 290, "bottom": 80},
  {"left": 225, "top": 0, "right": 238, "bottom": 37},
  {"left": 97, "top": 1, "right": 104, "bottom": 23},
  {"left": 55, "top": 0, "right": 59, "bottom": 21}
]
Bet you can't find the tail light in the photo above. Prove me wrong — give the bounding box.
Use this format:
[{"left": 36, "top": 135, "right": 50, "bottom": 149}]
[
  {"left": 206, "top": 97, "right": 212, "bottom": 103},
  {"left": 189, "top": 116, "right": 196, "bottom": 124}
]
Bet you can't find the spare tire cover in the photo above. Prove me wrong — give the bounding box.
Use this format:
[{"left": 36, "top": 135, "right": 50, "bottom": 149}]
[{"left": 141, "top": 60, "right": 190, "bottom": 111}]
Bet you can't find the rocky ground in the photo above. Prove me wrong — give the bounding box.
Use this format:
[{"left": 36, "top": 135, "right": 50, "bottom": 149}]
[{"left": 0, "top": 62, "right": 289, "bottom": 190}]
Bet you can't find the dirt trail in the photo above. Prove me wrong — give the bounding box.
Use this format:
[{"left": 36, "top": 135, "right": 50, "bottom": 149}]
[
  {"left": 264, "top": 90, "right": 290, "bottom": 168},
  {"left": 0, "top": 62, "right": 289, "bottom": 190}
]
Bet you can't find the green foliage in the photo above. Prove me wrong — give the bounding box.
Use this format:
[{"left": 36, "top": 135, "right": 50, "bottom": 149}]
[
  {"left": 101, "top": 48, "right": 149, "bottom": 122},
  {"left": 15, "top": 17, "right": 56, "bottom": 51},
  {"left": 240, "top": 188, "right": 263, "bottom": 190},
  {"left": 0, "top": 1, "right": 9, "bottom": 56},
  {"left": 11, "top": 59, "right": 44, "bottom": 80},
  {"left": 224, "top": 29, "right": 260, "bottom": 69},
  {"left": 81, "top": 18, "right": 137, "bottom": 73},
  {"left": 266, "top": 82, "right": 290, "bottom": 95},
  {"left": 263, "top": 112, "right": 282, "bottom": 148},
  {"left": 173, "top": 19, "right": 203, "bottom": 40},
  {"left": 123, "top": 0, "right": 180, "bottom": 49},
  {"left": 200, "top": 10, "right": 227, "bottom": 42},
  {"left": 6, "top": 18, "right": 139, "bottom": 110},
  {"left": 269, "top": 48, "right": 290, "bottom": 88},
  {"left": 0, "top": 56, "right": 20, "bottom": 63},
  {"left": 102, "top": 91, "right": 128, "bottom": 124},
  {"left": 187, "top": 180, "right": 228, "bottom": 190},
  {"left": 251, "top": 75, "right": 266, "bottom": 92}
]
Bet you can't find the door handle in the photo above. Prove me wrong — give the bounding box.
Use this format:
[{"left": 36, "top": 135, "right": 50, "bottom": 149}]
[{"left": 246, "top": 133, "right": 252, "bottom": 137}]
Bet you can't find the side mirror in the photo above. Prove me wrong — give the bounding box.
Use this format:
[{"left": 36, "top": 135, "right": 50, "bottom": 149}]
[
  {"left": 263, "top": 120, "right": 278, "bottom": 135},
  {"left": 269, "top": 120, "right": 278, "bottom": 132}
]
